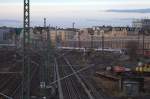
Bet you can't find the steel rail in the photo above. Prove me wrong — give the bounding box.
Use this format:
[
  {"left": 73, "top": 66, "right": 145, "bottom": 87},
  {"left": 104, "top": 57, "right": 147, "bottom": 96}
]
[
  {"left": 54, "top": 58, "right": 64, "bottom": 99},
  {"left": 62, "top": 66, "right": 81, "bottom": 99},
  {"left": 0, "top": 92, "right": 13, "bottom": 99},
  {"left": 66, "top": 70, "right": 83, "bottom": 99},
  {"left": 61, "top": 66, "right": 74, "bottom": 99},
  {"left": 66, "top": 54, "right": 108, "bottom": 99},
  {"left": 63, "top": 57, "right": 94, "bottom": 99},
  {"left": 46, "top": 64, "right": 96, "bottom": 87}
]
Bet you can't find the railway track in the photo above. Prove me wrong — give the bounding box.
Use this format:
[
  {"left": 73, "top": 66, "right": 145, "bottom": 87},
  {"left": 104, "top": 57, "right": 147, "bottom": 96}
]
[
  {"left": 0, "top": 48, "right": 42, "bottom": 99},
  {"left": 62, "top": 52, "right": 109, "bottom": 99},
  {"left": 59, "top": 62, "right": 85, "bottom": 99},
  {"left": 0, "top": 74, "right": 21, "bottom": 98},
  {"left": 54, "top": 53, "right": 96, "bottom": 99}
]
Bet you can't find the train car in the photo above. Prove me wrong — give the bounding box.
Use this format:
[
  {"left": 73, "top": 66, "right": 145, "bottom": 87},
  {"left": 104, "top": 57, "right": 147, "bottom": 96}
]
[
  {"left": 136, "top": 49, "right": 150, "bottom": 57},
  {"left": 135, "top": 64, "right": 150, "bottom": 73},
  {"left": 106, "top": 66, "right": 131, "bottom": 73},
  {"left": 144, "top": 50, "right": 150, "bottom": 57}
]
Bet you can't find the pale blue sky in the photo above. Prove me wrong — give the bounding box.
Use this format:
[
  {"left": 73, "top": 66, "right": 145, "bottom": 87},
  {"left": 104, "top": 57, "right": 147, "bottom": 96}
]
[
  {"left": 0, "top": 0, "right": 150, "bottom": 27},
  {"left": 0, "top": 0, "right": 149, "bottom": 3}
]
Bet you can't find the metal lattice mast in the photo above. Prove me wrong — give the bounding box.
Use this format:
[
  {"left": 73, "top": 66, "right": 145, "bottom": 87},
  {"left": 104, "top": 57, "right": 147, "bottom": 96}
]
[
  {"left": 24, "top": 0, "right": 30, "bottom": 42},
  {"left": 23, "top": 0, "right": 30, "bottom": 99},
  {"left": 47, "top": 25, "right": 51, "bottom": 83}
]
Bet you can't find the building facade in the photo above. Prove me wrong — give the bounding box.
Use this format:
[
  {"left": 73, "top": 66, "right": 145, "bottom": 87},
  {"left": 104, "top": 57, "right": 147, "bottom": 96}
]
[
  {"left": 133, "top": 19, "right": 150, "bottom": 28},
  {"left": 0, "top": 28, "right": 16, "bottom": 44}
]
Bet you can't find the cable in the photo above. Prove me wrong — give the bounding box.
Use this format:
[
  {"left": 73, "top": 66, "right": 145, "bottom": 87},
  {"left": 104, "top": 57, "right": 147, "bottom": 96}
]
[{"left": 46, "top": 63, "right": 95, "bottom": 88}]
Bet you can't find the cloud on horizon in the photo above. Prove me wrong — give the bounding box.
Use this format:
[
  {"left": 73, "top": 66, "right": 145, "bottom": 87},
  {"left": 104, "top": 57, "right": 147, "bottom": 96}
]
[
  {"left": 85, "top": 18, "right": 133, "bottom": 27},
  {"left": 106, "top": 8, "right": 150, "bottom": 13},
  {"left": 0, "top": 19, "right": 21, "bottom": 23}
]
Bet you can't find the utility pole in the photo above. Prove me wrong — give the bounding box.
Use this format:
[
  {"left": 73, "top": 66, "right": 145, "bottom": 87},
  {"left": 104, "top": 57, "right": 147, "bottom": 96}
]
[
  {"left": 47, "top": 25, "right": 51, "bottom": 82},
  {"left": 39, "top": 18, "right": 49, "bottom": 98},
  {"left": 23, "top": 0, "right": 30, "bottom": 99}
]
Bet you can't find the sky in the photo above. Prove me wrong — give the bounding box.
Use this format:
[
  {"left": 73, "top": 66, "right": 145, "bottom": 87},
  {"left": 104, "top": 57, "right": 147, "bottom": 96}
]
[{"left": 0, "top": 0, "right": 150, "bottom": 28}]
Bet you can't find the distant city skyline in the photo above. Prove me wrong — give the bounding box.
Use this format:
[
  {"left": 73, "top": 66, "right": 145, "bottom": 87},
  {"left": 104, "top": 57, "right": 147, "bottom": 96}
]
[{"left": 0, "top": 0, "right": 150, "bottom": 28}]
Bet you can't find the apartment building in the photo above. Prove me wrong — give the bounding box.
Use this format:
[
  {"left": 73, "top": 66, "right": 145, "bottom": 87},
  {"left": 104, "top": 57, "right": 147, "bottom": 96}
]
[{"left": 0, "top": 27, "right": 16, "bottom": 44}]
